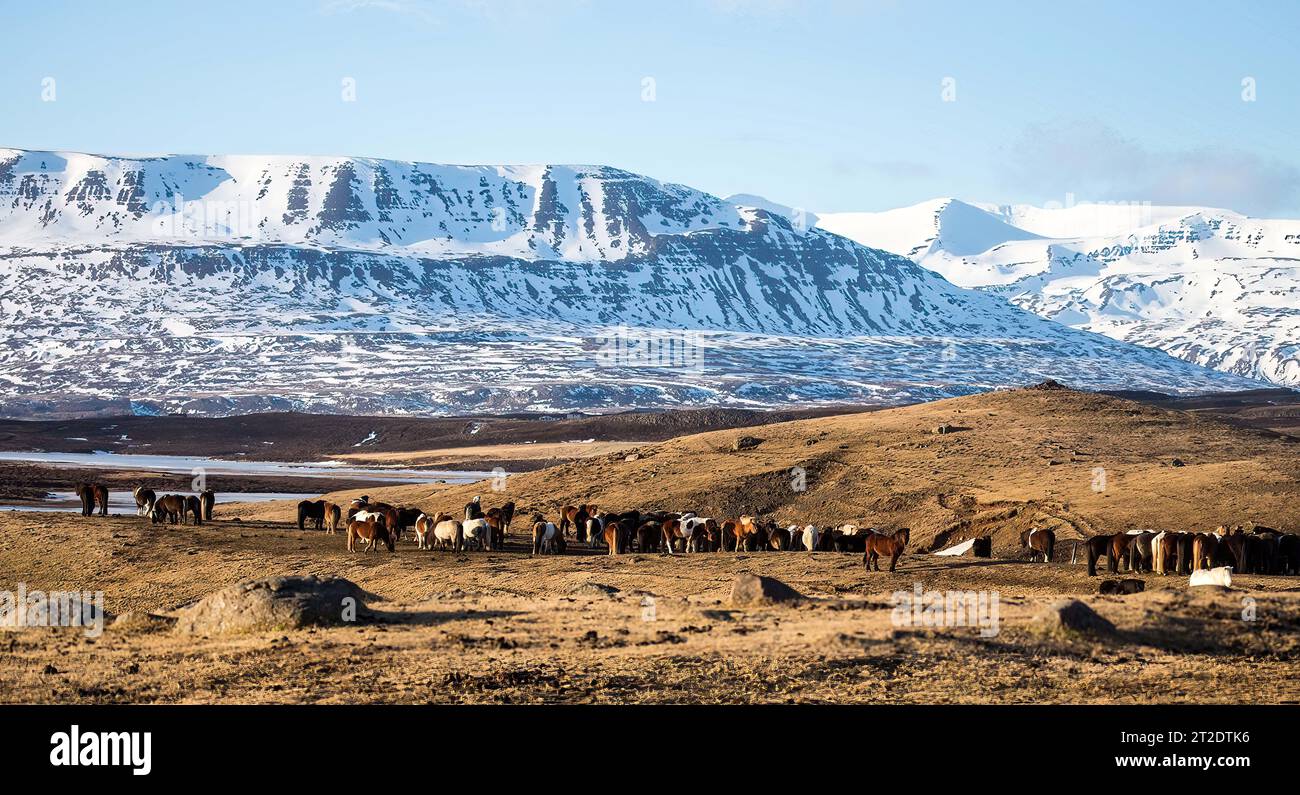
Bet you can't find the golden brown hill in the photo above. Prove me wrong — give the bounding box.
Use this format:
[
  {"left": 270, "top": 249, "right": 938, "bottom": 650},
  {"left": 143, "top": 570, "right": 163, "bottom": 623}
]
[{"left": 226, "top": 385, "right": 1300, "bottom": 554}]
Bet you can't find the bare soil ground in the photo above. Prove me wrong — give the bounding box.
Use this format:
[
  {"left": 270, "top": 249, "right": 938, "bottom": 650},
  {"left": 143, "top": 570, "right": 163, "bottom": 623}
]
[
  {"left": 2, "top": 385, "right": 1298, "bottom": 704},
  {"left": 1, "top": 512, "right": 1298, "bottom": 704}
]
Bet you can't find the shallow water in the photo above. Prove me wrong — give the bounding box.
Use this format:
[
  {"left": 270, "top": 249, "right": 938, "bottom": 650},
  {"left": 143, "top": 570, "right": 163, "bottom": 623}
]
[{"left": 0, "top": 490, "right": 318, "bottom": 514}]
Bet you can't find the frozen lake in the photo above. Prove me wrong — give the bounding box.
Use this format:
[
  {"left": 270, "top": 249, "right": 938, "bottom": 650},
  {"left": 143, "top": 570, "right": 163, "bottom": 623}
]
[{"left": 0, "top": 450, "right": 498, "bottom": 483}]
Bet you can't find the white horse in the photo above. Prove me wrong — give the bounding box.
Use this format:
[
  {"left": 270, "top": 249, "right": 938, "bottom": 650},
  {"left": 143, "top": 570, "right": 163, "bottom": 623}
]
[
  {"left": 432, "top": 519, "right": 463, "bottom": 552},
  {"left": 462, "top": 517, "right": 491, "bottom": 550},
  {"left": 789, "top": 524, "right": 819, "bottom": 551}
]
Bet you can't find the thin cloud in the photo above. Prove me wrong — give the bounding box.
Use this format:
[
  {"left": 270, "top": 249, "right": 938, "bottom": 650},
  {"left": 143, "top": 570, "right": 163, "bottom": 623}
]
[
  {"left": 320, "top": 1, "right": 438, "bottom": 23},
  {"left": 998, "top": 121, "right": 1300, "bottom": 216}
]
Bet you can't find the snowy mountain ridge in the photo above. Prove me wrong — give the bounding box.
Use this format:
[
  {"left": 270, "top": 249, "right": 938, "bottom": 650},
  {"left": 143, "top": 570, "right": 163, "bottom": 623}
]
[
  {"left": 813, "top": 197, "right": 1300, "bottom": 387},
  {"left": 0, "top": 149, "right": 1264, "bottom": 418}
]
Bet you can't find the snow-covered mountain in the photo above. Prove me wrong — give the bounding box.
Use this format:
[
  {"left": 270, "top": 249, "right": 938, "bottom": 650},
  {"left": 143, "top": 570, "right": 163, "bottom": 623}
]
[
  {"left": 817, "top": 198, "right": 1300, "bottom": 387},
  {"left": 0, "top": 149, "right": 1262, "bottom": 418}
]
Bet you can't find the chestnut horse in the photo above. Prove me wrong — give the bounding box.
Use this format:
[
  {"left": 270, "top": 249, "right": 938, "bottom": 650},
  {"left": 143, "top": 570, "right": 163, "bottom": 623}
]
[
  {"left": 1020, "top": 528, "right": 1055, "bottom": 563},
  {"left": 603, "top": 515, "right": 630, "bottom": 555},
  {"left": 724, "top": 516, "right": 763, "bottom": 552},
  {"left": 486, "top": 501, "right": 516, "bottom": 539},
  {"left": 200, "top": 489, "right": 216, "bottom": 521},
  {"left": 323, "top": 502, "right": 343, "bottom": 534},
  {"left": 863, "top": 527, "right": 910, "bottom": 572},
  {"left": 1192, "top": 532, "right": 1219, "bottom": 572},
  {"left": 347, "top": 517, "right": 394, "bottom": 553}
]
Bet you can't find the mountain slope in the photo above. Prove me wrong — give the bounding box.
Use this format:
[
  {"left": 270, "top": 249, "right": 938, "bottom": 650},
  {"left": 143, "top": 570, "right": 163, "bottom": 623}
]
[
  {"left": 816, "top": 197, "right": 1300, "bottom": 387},
  {"left": 0, "top": 150, "right": 1262, "bottom": 417}
]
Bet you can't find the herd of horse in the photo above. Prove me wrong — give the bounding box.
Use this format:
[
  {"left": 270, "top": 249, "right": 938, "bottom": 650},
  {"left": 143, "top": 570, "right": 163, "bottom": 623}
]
[
  {"left": 1019, "top": 526, "right": 1300, "bottom": 577},
  {"left": 72, "top": 484, "right": 1299, "bottom": 579},
  {"left": 299, "top": 496, "right": 914, "bottom": 571},
  {"left": 71, "top": 483, "right": 216, "bottom": 524}
]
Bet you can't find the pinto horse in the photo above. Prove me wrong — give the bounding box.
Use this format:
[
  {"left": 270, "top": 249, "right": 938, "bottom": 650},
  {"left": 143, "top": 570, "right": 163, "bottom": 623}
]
[
  {"left": 863, "top": 528, "right": 909, "bottom": 572},
  {"left": 133, "top": 487, "right": 157, "bottom": 518},
  {"left": 559, "top": 504, "right": 597, "bottom": 544},
  {"left": 347, "top": 517, "right": 394, "bottom": 553},
  {"left": 1129, "top": 531, "right": 1157, "bottom": 573},
  {"left": 531, "top": 517, "right": 564, "bottom": 555},
  {"left": 1020, "top": 528, "right": 1055, "bottom": 563}
]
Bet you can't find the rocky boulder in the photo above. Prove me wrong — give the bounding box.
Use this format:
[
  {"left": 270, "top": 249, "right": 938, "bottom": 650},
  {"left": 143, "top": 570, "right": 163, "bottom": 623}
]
[
  {"left": 729, "top": 573, "right": 803, "bottom": 606},
  {"left": 174, "top": 575, "right": 375, "bottom": 635}
]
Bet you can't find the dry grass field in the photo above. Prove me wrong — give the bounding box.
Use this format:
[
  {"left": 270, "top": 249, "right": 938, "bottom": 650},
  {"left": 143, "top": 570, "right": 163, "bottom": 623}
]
[{"left": 2, "top": 384, "right": 1298, "bottom": 704}]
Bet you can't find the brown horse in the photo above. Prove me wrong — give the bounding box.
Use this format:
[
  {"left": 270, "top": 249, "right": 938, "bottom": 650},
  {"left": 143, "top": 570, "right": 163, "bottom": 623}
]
[
  {"left": 185, "top": 495, "right": 204, "bottom": 525},
  {"left": 1020, "top": 528, "right": 1055, "bottom": 563},
  {"left": 863, "top": 527, "right": 909, "bottom": 572},
  {"left": 1084, "top": 534, "right": 1116, "bottom": 577},
  {"left": 384, "top": 506, "right": 424, "bottom": 542},
  {"left": 347, "top": 516, "right": 394, "bottom": 553},
  {"left": 766, "top": 522, "right": 791, "bottom": 551},
  {"left": 200, "top": 489, "right": 216, "bottom": 521},
  {"left": 298, "top": 500, "right": 327, "bottom": 531},
  {"left": 75, "top": 484, "right": 108, "bottom": 517},
  {"left": 133, "top": 487, "right": 157, "bottom": 518},
  {"left": 151, "top": 494, "right": 185, "bottom": 525},
  {"left": 635, "top": 521, "right": 660, "bottom": 553}
]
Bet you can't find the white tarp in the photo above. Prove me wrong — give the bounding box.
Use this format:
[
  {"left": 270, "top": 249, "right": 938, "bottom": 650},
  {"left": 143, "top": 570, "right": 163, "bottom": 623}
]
[{"left": 933, "top": 538, "right": 977, "bottom": 557}]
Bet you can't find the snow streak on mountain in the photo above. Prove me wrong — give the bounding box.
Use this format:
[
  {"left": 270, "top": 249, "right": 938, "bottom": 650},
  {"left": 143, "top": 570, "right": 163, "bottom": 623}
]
[{"left": 0, "top": 149, "right": 1262, "bottom": 418}]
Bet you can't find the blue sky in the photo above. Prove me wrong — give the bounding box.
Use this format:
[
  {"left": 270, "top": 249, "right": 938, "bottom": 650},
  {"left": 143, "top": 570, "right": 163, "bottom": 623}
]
[{"left": 2, "top": 0, "right": 1297, "bottom": 214}]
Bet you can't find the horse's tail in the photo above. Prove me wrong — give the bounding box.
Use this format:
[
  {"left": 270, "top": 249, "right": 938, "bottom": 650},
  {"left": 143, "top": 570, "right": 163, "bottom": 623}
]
[{"left": 297, "top": 502, "right": 307, "bottom": 531}]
